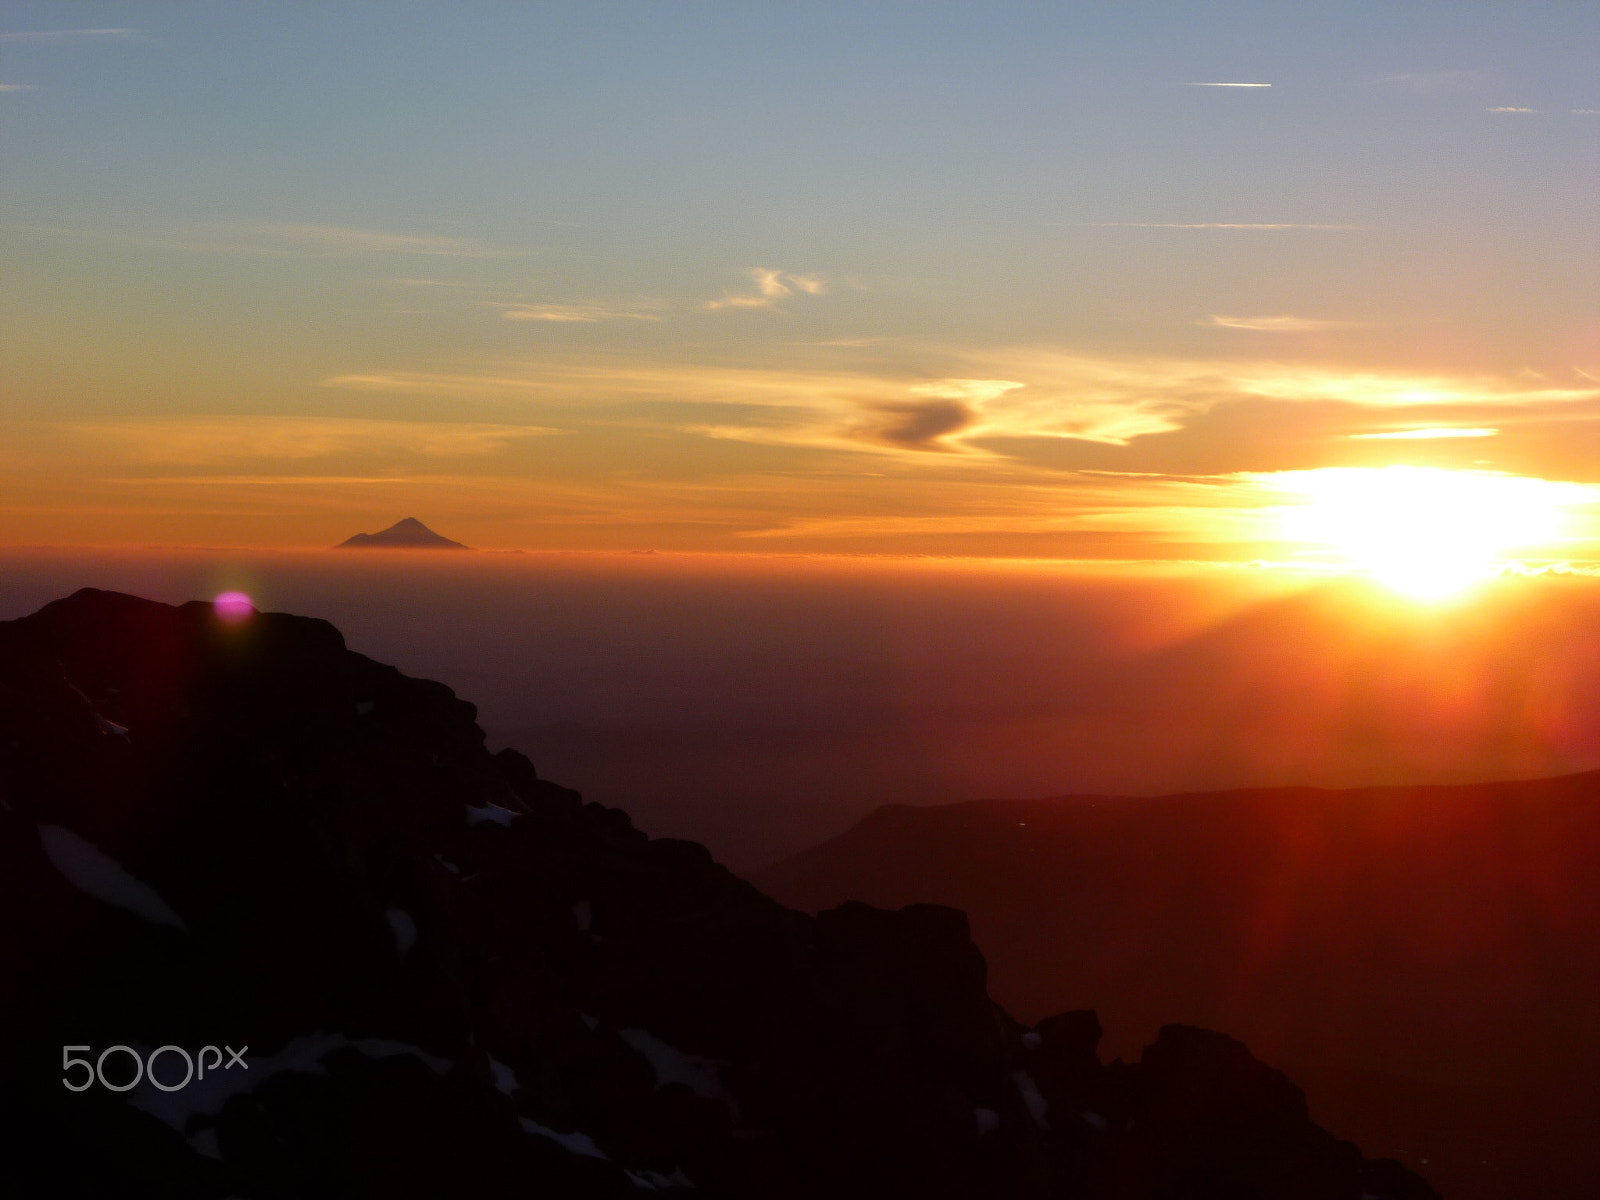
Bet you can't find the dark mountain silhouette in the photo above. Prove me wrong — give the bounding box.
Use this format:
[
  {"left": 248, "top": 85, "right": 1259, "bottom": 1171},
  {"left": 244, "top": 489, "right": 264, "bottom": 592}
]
[
  {"left": 336, "top": 517, "right": 467, "bottom": 548},
  {"left": 0, "top": 589, "right": 1436, "bottom": 1199},
  {"left": 753, "top": 781, "right": 1600, "bottom": 1200}
]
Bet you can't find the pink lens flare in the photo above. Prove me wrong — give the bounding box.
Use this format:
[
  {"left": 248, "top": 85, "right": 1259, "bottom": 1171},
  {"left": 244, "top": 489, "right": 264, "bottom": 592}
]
[{"left": 213, "top": 591, "right": 255, "bottom": 623}]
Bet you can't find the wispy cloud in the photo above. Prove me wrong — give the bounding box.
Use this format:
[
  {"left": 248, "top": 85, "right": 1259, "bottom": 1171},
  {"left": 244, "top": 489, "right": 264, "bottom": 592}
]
[
  {"left": 1350, "top": 428, "right": 1498, "bottom": 441},
  {"left": 238, "top": 223, "right": 496, "bottom": 257},
  {"left": 704, "top": 268, "right": 826, "bottom": 311},
  {"left": 730, "top": 471, "right": 1306, "bottom": 545},
  {"left": 320, "top": 351, "right": 1599, "bottom": 468},
  {"left": 1226, "top": 366, "right": 1597, "bottom": 409},
  {"left": 0, "top": 28, "right": 135, "bottom": 43},
  {"left": 1486, "top": 106, "right": 1536, "bottom": 113},
  {"left": 1204, "top": 315, "right": 1358, "bottom": 333},
  {"left": 1572, "top": 109, "right": 1599, "bottom": 116},
  {"left": 7, "top": 221, "right": 503, "bottom": 259},
  {"left": 1092, "top": 222, "right": 1363, "bottom": 231},
  {"left": 62, "top": 417, "right": 562, "bottom": 467},
  {"left": 0, "top": 83, "right": 32, "bottom": 92},
  {"left": 497, "top": 302, "right": 662, "bottom": 323},
  {"left": 1183, "top": 82, "right": 1271, "bottom": 88},
  {"left": 1367, "top": 69, "right": 1487, "bottom": 95}
]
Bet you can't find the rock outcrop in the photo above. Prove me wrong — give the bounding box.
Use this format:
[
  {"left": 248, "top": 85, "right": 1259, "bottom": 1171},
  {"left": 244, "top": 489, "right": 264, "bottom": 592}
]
[{"left": 0, "top": 590, "right": 1436, "bottom": 1198}]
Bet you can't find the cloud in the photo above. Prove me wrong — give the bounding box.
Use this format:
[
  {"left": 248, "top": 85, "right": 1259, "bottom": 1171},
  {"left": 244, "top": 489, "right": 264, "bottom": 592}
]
[
  {"left": 1227, "top": 367, "right": 1597, "bottom": 408},
  {"left": 238, "top": 223, "right": 495, "bottom": 256},
  {"left": 866, "top": 401, "right": 979, "bottom": 450},
  {"left": 907, "top": 379, "right": 1025, "bottom": 404},
  {"left": 0, "top": 28, "right": 135, "bottom": 43},
  {"left": 320, "top": 351, "right": 1600, "bottom": 470},
  {"left": 0, "top": 83, "right": 32, "bottom": 92},
  {"left": 497, "top": 302, "right": 662, "bottom": 323},
  {"left": 1573, "top": 109, "right": 1599, "bottom": 116},
  {"left": 1486, "top": 106, "right": 1536, "bottom": 113},
  {"left": 1349, "top": 428, "right": 1498, "bottom": 441},
  {"left": 1367, "top": 70, "right": 1487, "bottom": 95},
  {"left": 1092, "top": 223, "right": 1363, "bottom": 231},
  {"left": 61, "top": 417, "right": 562, "bottom": 467},
  {"left": 704, "top": 268, "right": 826, "bottom": 311},
  {"left": 12, "top": 222, "right": 503, "bottom": 259},
  {"left": 1183, "top": 82, "right": 1271, "bottom": 88},
  {"left": 730, "top": 471, "right": 1303, "bottom": 544},
  {"left": 1204, "top": 315, "right": 1358, "bottom": 333}
]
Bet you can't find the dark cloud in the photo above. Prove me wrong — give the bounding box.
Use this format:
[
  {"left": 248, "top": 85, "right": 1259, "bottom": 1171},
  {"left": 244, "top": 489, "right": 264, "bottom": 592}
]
[{"left": 868, "top": 399, "right": 976, "bottom": 449}]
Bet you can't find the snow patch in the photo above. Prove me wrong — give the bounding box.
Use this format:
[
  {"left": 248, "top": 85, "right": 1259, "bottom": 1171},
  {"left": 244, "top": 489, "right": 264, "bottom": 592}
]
[
  {"left": 489, "top": 1057, "right": 519, "bottom": 1096},
  {"left": 350, "top": 1038, "right": 451, "bottom": 1074},
  {"left": 519, "top": 1117, "right": 607, "bottom": 1159},
  {"left": 385, "top": 907, "right": 417, "bottom": 956},
  {"left": 128, "top": 1033, "right": 453, "bottom": 1133},
  {"left": 1080, "top": 1111, "right": 1108, "bottom": 1134},
  {"left": 96, "top": 715, "right": 130, "bottom": 739},
  {"left": 466, "top": 802, "right": 519, "bottom": 828},
  {"left": 39, "top": 825, "right": 186, "bottom": 931},
  {"left": 1010, "top": 1070, "right": 1049, "bottom": 1129},
  {"left": 572, "top": 899, "right": 592, "bottom": 932},
  {"left": 629, "top": 1166, "right": 696, "bottom": 1189},
  {"left": 1020, "top": 1031, "right": 1042, "bottom": 1051},
  {"left": 617, "top": 1028, "right": 732, "bottom": 1106},
  {"left": 973, "top": 1107, "right": 1000, "bottom": 1135}
]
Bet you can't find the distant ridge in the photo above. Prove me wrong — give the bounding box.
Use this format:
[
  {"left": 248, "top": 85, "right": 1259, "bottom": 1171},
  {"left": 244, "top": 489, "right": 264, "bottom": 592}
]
[{"left": 336, "top": 517, "right": 467, "bottom": 549}]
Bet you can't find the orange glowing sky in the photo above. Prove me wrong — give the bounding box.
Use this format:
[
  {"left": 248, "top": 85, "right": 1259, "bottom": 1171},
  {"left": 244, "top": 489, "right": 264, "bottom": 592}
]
[{"left": 2, "top": 5, "right": 1597, "bottom": 577}]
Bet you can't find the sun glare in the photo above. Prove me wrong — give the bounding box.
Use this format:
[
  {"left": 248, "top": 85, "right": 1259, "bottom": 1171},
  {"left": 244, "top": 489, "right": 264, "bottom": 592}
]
[
  {"left": 1275, "top": 467, "right": 1589, "bottom": 598},
  {"left": 214, "top": 591, "right": 256, "bottom": 622}
]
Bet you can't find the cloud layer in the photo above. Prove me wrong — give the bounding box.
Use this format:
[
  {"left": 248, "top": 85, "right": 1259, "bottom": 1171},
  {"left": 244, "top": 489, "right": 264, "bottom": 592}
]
[{"left": 320, "top": 351, "right": 1600, "bottom": 468}]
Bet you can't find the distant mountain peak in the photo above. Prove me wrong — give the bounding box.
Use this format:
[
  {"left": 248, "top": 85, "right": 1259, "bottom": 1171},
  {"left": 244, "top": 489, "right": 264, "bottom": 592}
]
[{"left": 336, "top": 517, "right": 466, "bottom": 549}]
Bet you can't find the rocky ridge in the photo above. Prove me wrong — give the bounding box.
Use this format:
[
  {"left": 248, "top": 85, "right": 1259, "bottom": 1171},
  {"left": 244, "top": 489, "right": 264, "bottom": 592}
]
[{"left": 0, "top": 589, "right": 1437, "bottom": 1199}]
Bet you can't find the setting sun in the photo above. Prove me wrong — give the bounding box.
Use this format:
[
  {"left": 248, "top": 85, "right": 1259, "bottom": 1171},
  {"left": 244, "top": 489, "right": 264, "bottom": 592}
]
[{"left": 1275, "top": 467, "right": 1594, "bottom": 597}]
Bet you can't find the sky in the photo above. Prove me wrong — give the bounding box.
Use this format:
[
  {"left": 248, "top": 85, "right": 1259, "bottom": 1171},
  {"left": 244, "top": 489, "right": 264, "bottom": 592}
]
[{"left": 3, "top": 3, "right": 1598, "bottom": 565}]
